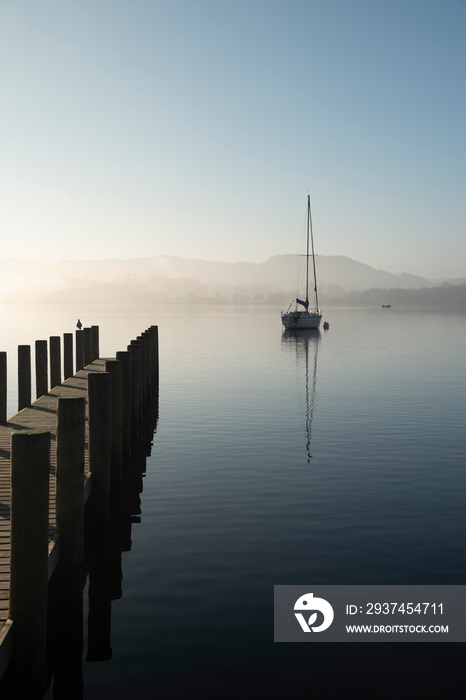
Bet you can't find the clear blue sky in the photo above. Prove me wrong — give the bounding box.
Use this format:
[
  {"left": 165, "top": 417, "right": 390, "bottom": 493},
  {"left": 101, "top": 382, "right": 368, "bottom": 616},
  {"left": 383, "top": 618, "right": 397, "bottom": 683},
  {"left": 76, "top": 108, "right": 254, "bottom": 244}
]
[{"left": 1, "top": 0, "right": 465, "bottom": 278}]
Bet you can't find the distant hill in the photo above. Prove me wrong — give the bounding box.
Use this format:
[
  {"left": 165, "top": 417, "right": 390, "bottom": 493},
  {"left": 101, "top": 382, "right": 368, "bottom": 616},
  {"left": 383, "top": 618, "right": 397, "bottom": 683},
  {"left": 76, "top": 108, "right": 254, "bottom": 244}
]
[{"left": 0, "top": 254, "right": 464, "bottom": 305}]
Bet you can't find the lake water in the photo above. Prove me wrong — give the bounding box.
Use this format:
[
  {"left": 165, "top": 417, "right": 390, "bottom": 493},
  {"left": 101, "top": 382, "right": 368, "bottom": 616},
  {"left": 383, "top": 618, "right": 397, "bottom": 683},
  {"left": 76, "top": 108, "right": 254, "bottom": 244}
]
[{"left": 2, "top": 303, "right": 466, "bottom": 698}]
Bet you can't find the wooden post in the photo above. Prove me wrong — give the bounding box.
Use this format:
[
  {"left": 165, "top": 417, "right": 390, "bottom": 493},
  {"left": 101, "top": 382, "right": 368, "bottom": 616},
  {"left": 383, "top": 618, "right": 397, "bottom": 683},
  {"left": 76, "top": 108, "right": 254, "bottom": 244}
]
[
  {"left": 104, "top": 359, "right": 122, "bottom": 517},
  {"left": 0, "top": 351, "right": 6, "bottom": 423},
  {"left": 56, "top": 396, "right": 85, "bottom": 589},
  {"left": 50, "top": 336, "right": 61, "bottom": 389},
  {"left": 116, "top": 349, "right": 132, "bottom": 553},
  {"left": 63, "top": 333, "right": 73, "bottom": 380},
  {"left": 84, "top": 328, "right": 93, "bottom": 367},
  {"left": 151, "top": 325, "right": 159, "bottom": 386},
  {"left": 86, "top": 372, "right": 112, "bottom": 660},
  {"left": 138, "top": 333, "right": 147, "bottom": 402},
  {"left": 91, "top": 326, "right": 100, "bottom": 361},
  {"left": 116, "top": 350, "right": 131, "bottom": 460},
  {"left": 128, "top": 342, "right": 141, "bottom": 437},
  {"left": 18, "top": 345, "right": 31, "bottom": 411},
  {"left": 9, "top": 429, "right": 51, "bottom": 695},
  {"left": 75, "top": 329, "right": 84, "bottom": 372},
  {"left": 35, "top": 340, "right": 48, "bottom": 399},
  {"left": 88, "top": 372, "right": 112, "bottom": 520}
]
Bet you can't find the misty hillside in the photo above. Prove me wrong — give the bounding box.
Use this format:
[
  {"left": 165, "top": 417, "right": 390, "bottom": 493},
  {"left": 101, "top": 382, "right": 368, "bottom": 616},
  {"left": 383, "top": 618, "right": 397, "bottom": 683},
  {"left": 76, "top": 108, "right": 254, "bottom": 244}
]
[{"left": 0, "top": 255, "right": 464, "bottom": 305}]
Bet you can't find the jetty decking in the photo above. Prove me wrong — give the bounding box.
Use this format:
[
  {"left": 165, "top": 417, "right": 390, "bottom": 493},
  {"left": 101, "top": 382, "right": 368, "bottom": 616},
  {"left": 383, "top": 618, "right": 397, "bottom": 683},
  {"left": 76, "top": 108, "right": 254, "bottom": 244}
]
[
  {"left": 0, "top": 361, "right": 103, "bottom": 630},
  {"left": 0, "top": 325, "right": 159, "bottom": 693}
]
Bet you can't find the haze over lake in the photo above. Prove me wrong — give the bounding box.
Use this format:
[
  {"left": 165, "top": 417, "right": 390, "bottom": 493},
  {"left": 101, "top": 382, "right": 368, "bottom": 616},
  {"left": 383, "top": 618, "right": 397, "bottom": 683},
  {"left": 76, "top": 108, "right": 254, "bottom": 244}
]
[{"left": 2, "top": 302, "right": 462, "bottom": 698}]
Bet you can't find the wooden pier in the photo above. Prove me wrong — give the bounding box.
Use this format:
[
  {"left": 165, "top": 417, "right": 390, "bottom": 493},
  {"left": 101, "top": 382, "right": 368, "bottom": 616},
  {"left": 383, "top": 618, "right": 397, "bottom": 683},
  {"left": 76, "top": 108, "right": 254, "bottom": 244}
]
[{"left": 0, "top": 325, "right": 159, "bottom": 696}]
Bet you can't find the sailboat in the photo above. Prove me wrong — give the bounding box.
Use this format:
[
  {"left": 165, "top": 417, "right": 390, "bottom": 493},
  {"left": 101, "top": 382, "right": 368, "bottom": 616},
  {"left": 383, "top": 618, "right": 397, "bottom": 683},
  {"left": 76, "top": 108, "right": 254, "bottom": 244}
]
[{"left": 281, "top": 195, "right": 322, "bottom": 329}]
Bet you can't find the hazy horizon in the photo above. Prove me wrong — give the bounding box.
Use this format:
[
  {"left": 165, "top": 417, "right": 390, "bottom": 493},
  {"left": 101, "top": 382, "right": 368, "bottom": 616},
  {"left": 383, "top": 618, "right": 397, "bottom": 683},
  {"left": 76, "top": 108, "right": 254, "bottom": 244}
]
[{"left": 1, "top": 1, "right": 466, "bottom": 279}]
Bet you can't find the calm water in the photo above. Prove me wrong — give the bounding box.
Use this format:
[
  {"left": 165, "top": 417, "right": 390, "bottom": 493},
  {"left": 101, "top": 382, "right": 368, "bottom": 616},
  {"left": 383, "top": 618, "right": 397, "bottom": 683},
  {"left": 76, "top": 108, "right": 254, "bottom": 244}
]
[{"left": 2, "top": 304, "right": 466, "bottom": 697}]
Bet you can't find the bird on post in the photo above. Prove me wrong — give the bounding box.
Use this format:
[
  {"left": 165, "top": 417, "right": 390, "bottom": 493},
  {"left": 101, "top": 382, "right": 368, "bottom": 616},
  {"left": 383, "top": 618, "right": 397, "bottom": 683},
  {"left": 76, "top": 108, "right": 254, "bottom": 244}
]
[{"left": 76, "top": 319, "right": 82, "bottom": 329}]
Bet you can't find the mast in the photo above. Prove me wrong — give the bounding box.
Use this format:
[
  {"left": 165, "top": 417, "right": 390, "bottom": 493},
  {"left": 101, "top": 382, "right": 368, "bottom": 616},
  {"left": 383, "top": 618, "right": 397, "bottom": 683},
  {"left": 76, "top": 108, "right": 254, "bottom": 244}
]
[
  {"left": 305, "top": 195, "right": 310, "bottom": 308},
  {"left": 308, "top": 195, "right": 319, "bottom": 311}
]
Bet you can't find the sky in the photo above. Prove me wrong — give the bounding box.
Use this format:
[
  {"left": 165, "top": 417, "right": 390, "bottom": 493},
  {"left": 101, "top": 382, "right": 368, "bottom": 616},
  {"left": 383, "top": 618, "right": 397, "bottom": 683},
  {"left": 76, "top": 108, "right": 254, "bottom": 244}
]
[{"left": 1, "top": 0, "right": 465, "bottom": 278}]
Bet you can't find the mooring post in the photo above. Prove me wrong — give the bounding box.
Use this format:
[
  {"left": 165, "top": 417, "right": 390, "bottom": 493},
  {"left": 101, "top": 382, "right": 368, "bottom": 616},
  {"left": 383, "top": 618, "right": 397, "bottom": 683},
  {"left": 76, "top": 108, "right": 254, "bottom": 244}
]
[
  {"left": 75, "top": 329, "right": 84, "bottom": 372},
  {"left": 0, "top": 351, "right": 6, "bottom": 423},
  {"left": 116, "top": 350, "right": 132, "bottom": 460},
  {"left": 88, "top": 372, "right": 112, "bottom": 520},
  {"left": 84, "top": 328, "right": 93, "bottom": 367},
  {"left": 63, "top": 332, "right": 74, "bottom": 380},
  {"left": 139, "top": 334, "right": 150, "bottom": 403},
  {"left": 150, "top": 325, "right": 159, "bottom": 387},
  {"left": 104, "top": 359, "right": 123, "bottom": 517},
  {"left": 128, "top": 342, "right": 141, "bottom": 436},
  {"left": 86, "top": 371, "right": 112, "bottom": 661},
  {"left": 115, "top": 349, "right": 132, "bottom": 553},
  {"left": 91, "top": 326, "right": 100, "bottom": 361},
  {"left": 9, "top": 429, "right": 51, "bottom": 696},
  {"left": 56, "top": 396, "right": 86, "bottom": 589},
  {"left": 50, "top": 336, "right": 61, "bottom": 389},
  {"left": 18, "top": 345, "right": 31, "bottom": 411},
  {"left": 142, "top": 332, "right": 150, "bottom": 401},
  {"left": 35, "top": 340, "right": 48, "bottom": 399}
]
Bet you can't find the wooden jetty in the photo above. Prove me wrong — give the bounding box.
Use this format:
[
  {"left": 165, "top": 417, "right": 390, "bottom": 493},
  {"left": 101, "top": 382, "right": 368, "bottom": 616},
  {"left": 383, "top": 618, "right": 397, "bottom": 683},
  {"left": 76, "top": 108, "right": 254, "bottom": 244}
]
[{"left": 0, "top": 324, "right": 159, "bottom": 696}]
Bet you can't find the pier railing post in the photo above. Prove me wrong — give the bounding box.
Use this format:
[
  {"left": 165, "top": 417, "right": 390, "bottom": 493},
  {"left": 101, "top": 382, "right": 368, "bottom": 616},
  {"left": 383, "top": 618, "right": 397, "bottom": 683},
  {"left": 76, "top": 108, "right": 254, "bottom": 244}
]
[
  {"left": 84, "top": 328, "right": 93, "bottom": 367},
  {"left": 9, "top": 429, "right": 51, "bottom": 695},
  {"left": 86, "top": 370, "right": 112, "bottom": 661},
  {"left": 63, "top": 332, "right": 74, "bottom": 380},
  {"left": 75, "top": 329, "right": 84, "bottom": 372},
  {"left": 35, "top": 340, "right": 48, "bottom": 399},
  {"left": 18, "top": 345, "right": 31, "bottom": 411},
  {"left": 0, "top": 351, "right": 7, "bottom": 423},
  {"left": 91, "top": 326, "right": 100, "bottom": 361},
  {"left": 128, "top": 342, "right": 141, "bottom": 439},
  {"left": 50, "top": 336, "right": 61, "bottom": 389},
  {"left": 88, "top": 372, "right": 112, "bottom": 520},
  {"left": 56, "top": 396, "right": 86, "bottom": 589},
  {"left": 151, "top": 325, "right": 159, "bottom": 387},
  {"left": 116, "top": 350, "right": 132, "bottom": 460},
  {"left": 104, "top": 359, "right": 123, "bottom": 518}
]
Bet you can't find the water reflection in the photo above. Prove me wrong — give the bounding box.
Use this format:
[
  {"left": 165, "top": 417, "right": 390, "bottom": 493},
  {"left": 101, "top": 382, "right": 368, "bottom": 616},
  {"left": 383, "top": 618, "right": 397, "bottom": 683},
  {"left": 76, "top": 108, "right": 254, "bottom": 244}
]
[
  {"left": 44, "top": 389, "right": 158, "bottom": 699},
  {"left": 281, "top": 329, "right": 320, "bottom": 462}
]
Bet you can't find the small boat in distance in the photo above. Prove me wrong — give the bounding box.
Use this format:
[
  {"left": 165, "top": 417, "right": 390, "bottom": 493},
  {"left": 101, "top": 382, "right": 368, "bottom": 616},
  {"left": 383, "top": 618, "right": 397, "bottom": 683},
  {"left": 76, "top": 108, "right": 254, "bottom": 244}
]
[
  {"left": 281, "top": 195, "right": 322, "bottom": 330},
  {"left": 382, "top": 305, "right": 391, "bottom": 308}
]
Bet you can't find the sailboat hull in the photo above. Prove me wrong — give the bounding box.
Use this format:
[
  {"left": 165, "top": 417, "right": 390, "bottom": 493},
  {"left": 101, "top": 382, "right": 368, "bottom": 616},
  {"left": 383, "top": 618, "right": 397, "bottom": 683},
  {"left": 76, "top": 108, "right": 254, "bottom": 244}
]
[{"left": 281, "top": 311, "right": 322, "bottom": 329}]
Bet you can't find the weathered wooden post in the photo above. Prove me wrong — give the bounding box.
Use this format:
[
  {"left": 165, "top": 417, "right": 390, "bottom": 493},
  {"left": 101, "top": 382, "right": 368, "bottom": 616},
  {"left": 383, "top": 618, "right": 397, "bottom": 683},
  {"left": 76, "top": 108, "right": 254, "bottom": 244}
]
[
  {"left": 50, "top": 336, "right": 61, "bottom": 389},
  {"left": 56, "top": 396, "right": 85, "bottom": 587},
  {"left": 138, "top": 333, "right": 150, "bottom": 403},
  {"left": 87, "top": 372, "right": 112, "bottom": 520},
  {"left": 84, "top": 328, "right": 93, "bottom": 367},
  {"left": 9, "top": 429, "right": 51, "bottom": 695},
  {"left": 47, "top": 396, "right": 85, "bottom": 699},
  {"left": 104, "top": 359, "right": 122, "bottom": 517},
  {"left": 86, "top": 372, "right": 112, "bottom": 662},
  {"left": 75, "top": 329, "right": 84, "bottom": 372},
  {"left": 18, "top": 345, "right": 31, "bottom": 411},
  {"left": 116, "top": 350, "right": 131, "bottom": 460},
  {"left": 35, "top": 340, "right": 48, "bottom": 399},
  {"left": 0, "top": 351, "right": 6, "bottom": 423},
  {"left": 91, "top": 326, "right": 100, "bottom": 361},
  {"left": 128, "top": 342, "right": 141, "bottom": 437},
  {"left": 128, "top": 341, "right": 144, "bottom": 514},
  {"left": 63, "top": 332, "right": 74, "bottom": 380},
  {"left": 115, "top": 349, "right": 132, "bottom": 552},
  {"left": 151, "top": 325, "right": 159, "bottom": 387}
]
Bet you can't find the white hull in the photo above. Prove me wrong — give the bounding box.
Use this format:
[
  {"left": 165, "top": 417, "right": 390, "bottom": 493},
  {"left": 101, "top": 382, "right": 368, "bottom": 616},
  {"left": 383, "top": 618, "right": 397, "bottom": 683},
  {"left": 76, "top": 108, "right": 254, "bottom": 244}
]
[{"left": 281, "top": 311, "right": 322, "bottom": 329}]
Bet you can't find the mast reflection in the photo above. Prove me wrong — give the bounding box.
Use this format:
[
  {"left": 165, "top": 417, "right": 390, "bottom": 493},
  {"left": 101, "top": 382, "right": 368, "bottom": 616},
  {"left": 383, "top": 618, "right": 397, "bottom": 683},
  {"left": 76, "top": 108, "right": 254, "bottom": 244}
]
[{"left": 281, "top": 329, "right": 320, "bottom": 463}]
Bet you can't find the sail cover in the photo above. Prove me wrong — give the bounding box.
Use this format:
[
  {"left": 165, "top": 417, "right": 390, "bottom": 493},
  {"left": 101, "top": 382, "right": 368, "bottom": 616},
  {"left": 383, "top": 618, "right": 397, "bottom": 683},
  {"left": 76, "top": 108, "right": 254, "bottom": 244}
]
[{"left": 297, "top": 298, "right": 309, "bottom": 310}]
